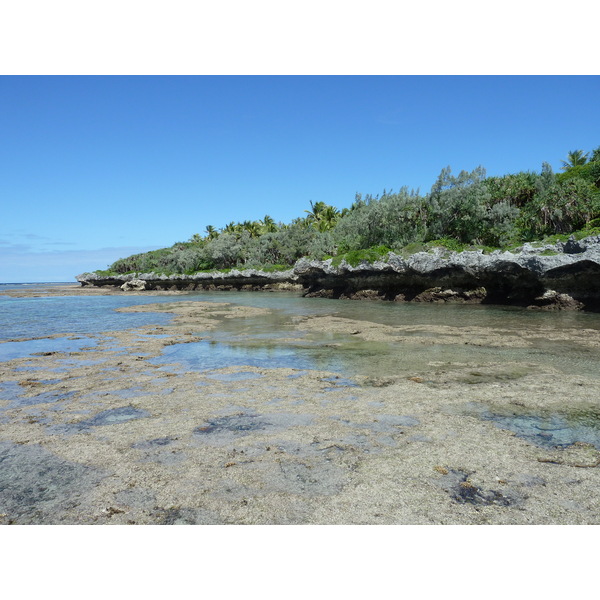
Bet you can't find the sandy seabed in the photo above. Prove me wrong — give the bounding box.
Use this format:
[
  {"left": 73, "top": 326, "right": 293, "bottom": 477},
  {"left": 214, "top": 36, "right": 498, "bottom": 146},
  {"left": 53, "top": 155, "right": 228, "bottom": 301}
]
[{"left": 1, "top": 284, "right": 600, "bottom": 525}]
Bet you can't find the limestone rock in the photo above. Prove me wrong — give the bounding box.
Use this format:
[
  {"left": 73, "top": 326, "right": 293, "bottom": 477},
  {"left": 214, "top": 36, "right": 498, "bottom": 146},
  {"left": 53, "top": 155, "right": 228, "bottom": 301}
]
[
  {"left": 121, "top": 279, "right": 147, "bottom": 291},
  {"left": 530, "top": 290, "right": 584, "bottom": 311}
]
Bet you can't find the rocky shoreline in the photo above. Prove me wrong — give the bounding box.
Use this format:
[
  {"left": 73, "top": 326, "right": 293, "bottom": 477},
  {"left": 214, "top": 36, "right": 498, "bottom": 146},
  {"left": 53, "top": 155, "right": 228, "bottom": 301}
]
[{"left": 77, "top": 234, "right": 600, "bottom": 311}]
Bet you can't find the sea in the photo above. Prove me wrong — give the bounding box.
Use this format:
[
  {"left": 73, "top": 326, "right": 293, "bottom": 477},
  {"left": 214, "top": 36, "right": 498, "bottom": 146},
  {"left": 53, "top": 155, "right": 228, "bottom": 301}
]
[{"left": 3, "top": 281, "right": 600, "bottom": 378}]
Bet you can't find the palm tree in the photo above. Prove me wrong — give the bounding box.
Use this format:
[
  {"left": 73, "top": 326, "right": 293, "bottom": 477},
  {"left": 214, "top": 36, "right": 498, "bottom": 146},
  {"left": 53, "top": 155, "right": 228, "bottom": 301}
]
[
  {"left": 318, "top": 205, "right": 340, "bottom": 232},
  {"left": 242, "top": 220, "right": 261, "bottom": 238},
  {"left": 222, "top": 222, "right": 237, "bottom": 235},
  {"left": 304, "top": 201, "right": 340, "bottom": 231},
  {"left": 260, "top": 215, "right": 278, "bottom": 234},
  {"left": 561, "top": 149, "right": 589, "bottom": 171},
  {"left": 205, "top": 225, "right": 219, "bottom": 240},
  {"left": 304, "top": 200, "right": 328, "bottom": 222}
]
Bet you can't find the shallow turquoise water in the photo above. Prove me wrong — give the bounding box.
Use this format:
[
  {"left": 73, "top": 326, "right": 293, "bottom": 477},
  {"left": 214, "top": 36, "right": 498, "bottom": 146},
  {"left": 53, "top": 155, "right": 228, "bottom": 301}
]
[{"left": 147, "top": 292, "right": 600, "bottom": 379}]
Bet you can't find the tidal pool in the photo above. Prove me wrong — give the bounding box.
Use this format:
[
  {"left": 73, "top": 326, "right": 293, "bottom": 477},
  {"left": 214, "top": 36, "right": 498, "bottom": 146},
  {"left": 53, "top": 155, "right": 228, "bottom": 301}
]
[
  {"left": 47, "top": 406, "right": 151, "bottom": 435},
  {"left": 0, "top": 295, "right": 179, "bottom": 340},
  {"left": 150, "top": 326, "right": 600, "bottom": 383},
  {"left": 4, "top": 289, "right": 600, "bottom": 378},
  {"left": 460, "top": 402, "right": 600, "bottom": 449},
  {"left": 0, "top": 337, "right": 98, "bottom": 362},
  {"left": 150, "top": 339, "right": 325, "bottom": 373}
]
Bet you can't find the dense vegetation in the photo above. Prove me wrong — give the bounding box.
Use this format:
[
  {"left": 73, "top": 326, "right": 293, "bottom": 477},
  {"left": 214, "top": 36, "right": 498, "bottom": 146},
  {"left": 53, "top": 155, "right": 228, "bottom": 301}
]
[{"left": 103, "top": 148, "right": 600, "bottom": 275}]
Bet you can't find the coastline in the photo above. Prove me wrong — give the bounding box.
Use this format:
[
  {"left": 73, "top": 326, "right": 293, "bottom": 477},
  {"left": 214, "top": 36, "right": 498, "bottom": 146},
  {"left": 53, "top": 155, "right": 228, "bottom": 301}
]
[
  {"left": 75, "top": 234, "right": 600, "bottom": 311},
  {"left": 1, "top": 286, "right": 600, "bottom": 524}
]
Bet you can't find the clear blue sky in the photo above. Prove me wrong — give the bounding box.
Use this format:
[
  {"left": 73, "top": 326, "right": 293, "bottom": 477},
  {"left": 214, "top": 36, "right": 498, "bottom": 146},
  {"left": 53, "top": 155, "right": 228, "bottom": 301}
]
[{"left": 1, "top": 75, "right": 599, "bottom": 282}]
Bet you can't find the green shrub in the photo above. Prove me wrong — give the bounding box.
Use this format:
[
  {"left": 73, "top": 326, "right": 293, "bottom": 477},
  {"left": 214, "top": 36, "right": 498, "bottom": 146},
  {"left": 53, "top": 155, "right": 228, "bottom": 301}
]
[
  {"left": 574, "top": 226, "right": 600, "bottom": 240},
  {"left": 331, "top": 245, "right": 392, "bottom": 267},
  {"left": 426, "top": 238, "right": 469, "bottom": 253},
  {"left": 399, "top": 242, "right": 428, "bottom": 256},
  {"left": 484, "top": 171, "right": 539, "bottom": 207}
]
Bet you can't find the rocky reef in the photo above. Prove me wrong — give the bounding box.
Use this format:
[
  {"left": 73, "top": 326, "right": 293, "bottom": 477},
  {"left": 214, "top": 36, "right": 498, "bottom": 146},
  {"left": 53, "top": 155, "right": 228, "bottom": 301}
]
[
  {"left": 76, "top": 235, "right": 600, "bottom": 311},
  {"left": 77, "top": 268, "right": 302, "bottom": 293}
]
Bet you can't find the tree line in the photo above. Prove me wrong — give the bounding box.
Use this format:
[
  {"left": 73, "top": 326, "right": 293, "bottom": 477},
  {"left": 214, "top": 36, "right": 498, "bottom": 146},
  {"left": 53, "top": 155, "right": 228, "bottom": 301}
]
[{"left": 105, "top": 147, "right": 600, "bottom": 275}]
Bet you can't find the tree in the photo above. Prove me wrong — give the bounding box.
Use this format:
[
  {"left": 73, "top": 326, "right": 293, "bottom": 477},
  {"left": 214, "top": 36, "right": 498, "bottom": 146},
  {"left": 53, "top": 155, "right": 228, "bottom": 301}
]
[
  {"left": 304, "top": 201, "right": 340, "bottom": 232},
  {"left": 260, "top": 215, "right": 278, "bottom": 234},
  {"left": 426, "top": 166, "right": 491, "bottom": 244},
  {"left": 242, "top": 220, "right": 261, "bottom": 238},
  {"left": 205, "top": 225, "right": 219, "bottom": 240},
  {"left": 317, "top": 205, "right": 340, "bottom": 232},
  {"left": 561, "top": 149, "right": 589, "bottom": 171},
  {"left": 304, "top": 201, "right": 328, "bottom": 222},
  {"left": 518, "top": 162, "right": 600, "bottom": 238},
  {"left": 333, "top": 187, "right": 426, "bottom": 252}
]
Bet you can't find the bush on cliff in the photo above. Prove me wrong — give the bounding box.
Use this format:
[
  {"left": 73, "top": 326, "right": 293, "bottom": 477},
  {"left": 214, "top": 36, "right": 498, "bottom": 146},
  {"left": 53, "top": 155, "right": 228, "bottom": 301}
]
[{"left": 332, "top": 188, "right": 427, "bottom": 253}]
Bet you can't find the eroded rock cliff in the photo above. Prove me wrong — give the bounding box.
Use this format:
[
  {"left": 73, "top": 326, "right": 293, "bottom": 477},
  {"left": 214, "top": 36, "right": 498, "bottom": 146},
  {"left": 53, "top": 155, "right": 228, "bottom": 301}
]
[{"left": 76, "top": 235, "right": 600, "bottom": 310}]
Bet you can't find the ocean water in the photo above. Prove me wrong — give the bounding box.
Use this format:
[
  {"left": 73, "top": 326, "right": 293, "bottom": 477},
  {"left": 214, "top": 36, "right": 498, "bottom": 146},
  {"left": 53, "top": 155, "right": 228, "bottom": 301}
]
[
  {"left": 2, "top": 283, "right": 600, "bottom": 378},
  {"left": 0, "top": 286, "right": 177, "bottom": 340}
]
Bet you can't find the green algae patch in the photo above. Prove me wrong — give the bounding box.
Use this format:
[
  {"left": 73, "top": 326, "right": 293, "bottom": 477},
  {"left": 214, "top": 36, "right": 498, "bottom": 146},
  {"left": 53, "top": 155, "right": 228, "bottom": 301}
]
[{"left": 457, "top": 367, "right": 533, "bottom": 385}]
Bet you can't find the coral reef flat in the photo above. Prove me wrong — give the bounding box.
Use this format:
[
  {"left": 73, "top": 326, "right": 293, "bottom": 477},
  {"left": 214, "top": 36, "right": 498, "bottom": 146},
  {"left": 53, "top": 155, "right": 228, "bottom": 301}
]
[{"left": 1, "top": 286, "right": 600, "bottom": 524}]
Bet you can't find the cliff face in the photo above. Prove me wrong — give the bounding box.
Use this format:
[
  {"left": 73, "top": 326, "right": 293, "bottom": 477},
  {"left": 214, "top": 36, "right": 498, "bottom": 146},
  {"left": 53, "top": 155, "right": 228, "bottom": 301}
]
[
  {"left": 76, "top": 235, "right": 600, "bottom": 310},
  {"left": 294, "top": 236, "right": 600, "bottom": 310}
]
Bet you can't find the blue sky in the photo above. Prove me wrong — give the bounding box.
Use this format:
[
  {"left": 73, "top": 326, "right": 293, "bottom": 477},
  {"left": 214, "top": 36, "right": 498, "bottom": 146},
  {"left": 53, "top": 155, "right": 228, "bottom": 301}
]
[{"left": 1, "top": 75, "right": 599, "bottom": 282}]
